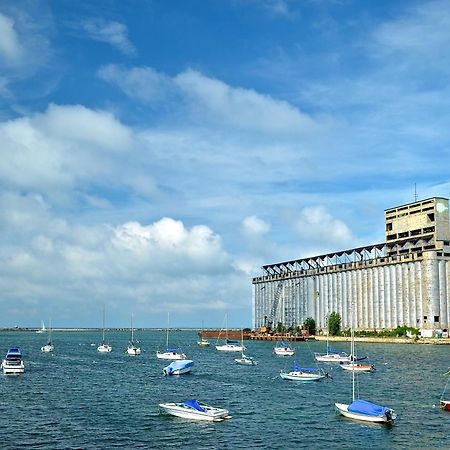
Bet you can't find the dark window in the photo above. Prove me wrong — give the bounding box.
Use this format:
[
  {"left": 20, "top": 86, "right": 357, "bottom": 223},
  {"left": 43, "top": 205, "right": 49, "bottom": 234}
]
[
  {"left": 427, "top": 213, "right": 435, "bottom": 222},
  {"left": 434, "top": 316, "right": 440, "bottom": 323}
]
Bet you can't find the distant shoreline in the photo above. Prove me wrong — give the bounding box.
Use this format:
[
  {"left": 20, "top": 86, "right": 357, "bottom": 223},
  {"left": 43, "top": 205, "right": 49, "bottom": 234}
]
[
  {"left": 314, "top": 335, "right": 450, "bottom": 345},
  {"left": 0, "top": 327, "right": 235, "bottom": 332}
]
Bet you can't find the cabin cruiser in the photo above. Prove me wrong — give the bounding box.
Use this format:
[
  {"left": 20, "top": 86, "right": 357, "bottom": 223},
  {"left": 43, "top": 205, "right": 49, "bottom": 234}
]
[{"left": 1, "top": 347, "right": 25, "bottom": 375}]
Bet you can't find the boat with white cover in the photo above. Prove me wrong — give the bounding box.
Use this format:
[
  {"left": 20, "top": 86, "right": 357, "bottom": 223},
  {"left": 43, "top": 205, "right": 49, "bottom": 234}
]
[
  {"left": 163, "top": 359, "right": 194, "bottom": 375},
  {"left": 280, "top": 361, "right": 327, "bottom": 382},
  {"left": 159, "top": 399, "right": 230, "bottom": 421},
  {"left": 1, "top": 347, "right": 25, "bottom": 375},
  {"left": 314, "top": 347, "right": 351, "bottom": 363},
  {"left": 340, "top": 361, "right": 375, "bottom": 372},
  {"left": 234, "top": 330, "right": 257, "bottom": 365},
  {"left": 273, "top": 341, "right": 295, "bottom": 356}
]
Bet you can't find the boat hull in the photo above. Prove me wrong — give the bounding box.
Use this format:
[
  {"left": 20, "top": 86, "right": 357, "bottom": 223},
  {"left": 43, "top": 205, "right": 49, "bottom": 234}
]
[
  {"left": 314, "top": 353, "right": 351, "bottom": 363},
  {"left": 127, "top": 347, "right": 141, "bottom": 355},
  {"left": 440, "top": 400, "right": 450, "bottom": 411},
  {"left": 215, "top": 344, "right": 244, "bottom": 352},
  {"left": 280, "top": 371, "right": 325, "bottom": 382},
  {"left": 41, "top": 344, "right": 54, "bottom": 353},
  {"left": 235, "top": 357, "right": 257, "bottom": 365},
  {"left": 274, "top": 347, "right": 295, "bottom": 356},
  {"left": 335, "top": 403, "right": 394, "bottom": 423},
  {"left": 341, "top": 363, "right": 375, "bottom": 372},
  {"left": 159, "top": 403, "right": 230, "bottom": 421},
  {"left": 156, "top": 351, "right": 186, "bottom": 360},
  {"left": 97, "top": 344, "right": 112, "bottom": 353},
  {"left": 1, "top": 360, "right": 25, "bottom": 375}
]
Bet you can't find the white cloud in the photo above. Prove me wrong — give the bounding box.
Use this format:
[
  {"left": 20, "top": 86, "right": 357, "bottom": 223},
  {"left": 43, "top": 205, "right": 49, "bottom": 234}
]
[
  {"left": 98, "top": 64, "right": 172, "bottom": 103},
  {"left": 242, "top": 215, "right": 271, "bottom": 235},
  {"left": 0, "top": 13, "right": 23, "bottom": 64},
  {"left": 291, "top": 206, "right": 357, "bottom": 254},
  {"left": 80, "top": 18, "right": 136, "bottom": 56}
]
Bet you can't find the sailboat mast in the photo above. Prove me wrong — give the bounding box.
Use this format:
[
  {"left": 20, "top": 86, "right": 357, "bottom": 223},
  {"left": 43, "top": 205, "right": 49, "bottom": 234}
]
[
  {"left": 131, "top": 314, "right": 134, "bottom": 342},
  {"left": 102, "top": 307, "right": 106, "bottom": 342},
  {"left": 351, "top": 298, "right": 355, "bottom": 402},
  {"left": 166, "top": 312, "right": 169, "bottom": 347}
]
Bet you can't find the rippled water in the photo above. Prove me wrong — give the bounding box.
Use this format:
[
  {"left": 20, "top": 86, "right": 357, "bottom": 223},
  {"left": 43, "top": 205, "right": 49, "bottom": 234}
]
[{"left": 0, "top": 331, "right": 449, "bottom": 449}]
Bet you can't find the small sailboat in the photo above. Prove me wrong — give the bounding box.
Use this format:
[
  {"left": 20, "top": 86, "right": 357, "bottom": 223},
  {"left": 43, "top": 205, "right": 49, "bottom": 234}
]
[
  {"left": 273, "top": 340, "right": 295, "bottom": 356},
  {"left": 335, "top": 304, "right": 395, "bottom": 423},
  {"left": 235, "top": 330, "right": 257, "bottom": 365},
  {"left": 280, "top": 360, "right": 328, "bottom": 382},
  {"left": 36, "top": 320, "right": 46, "bottom": 334},
  {"left": 159, "top": 400, "right": 231, "bottom": 421},
  {"left": 1, "top": 347, "right": 25, "bottom": 375},
  {"left": 215, "top": 314, "right": 245, "bottom": 352},
  {"left": 197, "top": 321, "right": 210, "bottom": 347},
  {"left": 440, "top": 369, "right": 450, "bottom": 411},
  {"left": 41, "top": 319, "right": 54, "bottom": 353},
  {"left": 97, "top": 307, "right": 112, "bottom": 353},
  {"left": 340, "top": 327, "right": 374, "bottom": 372},
  {"left": 127, "top": 314, "right": 141, "bottom": 356},
  {"left": 156, "top": 313, "right": 186, "bottom": 360},
  {"left": 163, "top": 360, "right": 194, "bottom": 375}
]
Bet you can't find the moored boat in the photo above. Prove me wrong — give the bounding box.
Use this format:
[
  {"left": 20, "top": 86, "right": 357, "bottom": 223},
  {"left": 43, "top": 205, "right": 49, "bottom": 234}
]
[
  {"left": 163, "top": 359, "right": 194, "bottom": 375},
  {"left": 1, "top": 347, "right": 25, "bottom": 375},
  {"left": 159, "top": 399, "right": 230, "bottom": 421},
  {"left": 97, "top": 306, "right": 112, "bottom": 353},
  {"left": 335, "top": 400, "right": 396, "bottom": 423},
  {"left": 273, "top": 340, "right": 295, "bottom": 356},
  {"left": 340, "top": 361, "right": 375, "bottom": 372},
  {"left": 440, "top": 400, "right": 450, "bottom": 411},
  {"left": 157, "top": 313, "right": 186, "bottom": 360},
  {"left": 127, "top": 314, "right": 141, "bottom": 355},
  {"left": 314, "top": 348, "right": 351, "bottom": 363},
  {"left": 280, "top": 361, "right": 327, "bottom": 382}
]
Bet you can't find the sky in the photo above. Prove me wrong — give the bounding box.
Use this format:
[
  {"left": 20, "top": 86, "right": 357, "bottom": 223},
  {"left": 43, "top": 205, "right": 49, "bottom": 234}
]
[{"left": 1, "top": 0, "right": 450, "bottom": 328}]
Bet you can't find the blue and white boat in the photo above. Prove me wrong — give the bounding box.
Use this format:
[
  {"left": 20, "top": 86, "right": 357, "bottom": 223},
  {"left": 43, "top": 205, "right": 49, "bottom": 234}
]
[
  {"left": 280, "top": 360, "right": 327, "bottom": 382},
  {"left": 163, "top": 360, "right": 194, "bottom": 375},
  {"left": 159, "top": 399, "right": 230, "bottom": 421},
  {"left": 314, "top": 346, "right": 351, "bottom": 363},
  {"left": 335, "top": 399, "right": 396, "bottom": 423},
  {"left": 1, "top": 347, "right": 25, "bottom": 375},
  {"left": 273, "top": 340, "right": 295, "bottom": 356},
  {"left": 157, "top": 313, "right": 186, "bottom": 360}
]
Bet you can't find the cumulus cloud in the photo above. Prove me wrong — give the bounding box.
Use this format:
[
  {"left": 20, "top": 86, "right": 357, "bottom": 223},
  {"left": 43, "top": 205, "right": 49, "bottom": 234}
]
[
  {"left": 242, "top": 215, "right": 271, "bottom": 235},
  {"left": 79, "top": 18, "right": 136, "bottom": 56},
  {"left": 291, "top": 206, "right": 357, "bottom": 254}
]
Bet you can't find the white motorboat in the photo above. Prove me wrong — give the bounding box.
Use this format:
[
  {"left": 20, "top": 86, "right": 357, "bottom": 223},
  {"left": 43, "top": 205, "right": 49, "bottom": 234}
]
[
  {"left": 127, "top": 314, "right": 141, "bottom": 355},
  {"left": 273, "top": 341, "right": 295, "bottom": 356},
  {"left": 2, "top": 347, "right": 25, "bottom": 375},
  {"left": 280, "top": 361, "right": 327, "bottom": 382},
  {"left": 159, "top": 399, "right": 231, "bottom": 421},
  {"left": 97, "top": 306, "right": 112, "bottom": 353},
  {"left": 335, "top": 400, "right": 396, "bottom": 423},
  {"left": 163, "top": 360, "right": 194, "bottom": 375},
  {"left": 157, "top": 313, "right": 187, "bottom": 360}
]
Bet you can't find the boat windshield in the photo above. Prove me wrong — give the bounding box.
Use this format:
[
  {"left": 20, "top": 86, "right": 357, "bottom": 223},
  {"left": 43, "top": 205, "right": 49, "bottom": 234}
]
[{"left": 184, "top": 399, "right": 206, "bottom": 412}]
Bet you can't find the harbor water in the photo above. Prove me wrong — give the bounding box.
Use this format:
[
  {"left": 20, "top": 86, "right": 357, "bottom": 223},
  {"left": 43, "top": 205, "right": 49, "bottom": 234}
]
[{"left": 0, "top": 331, "right": 449, "bottom": 449}]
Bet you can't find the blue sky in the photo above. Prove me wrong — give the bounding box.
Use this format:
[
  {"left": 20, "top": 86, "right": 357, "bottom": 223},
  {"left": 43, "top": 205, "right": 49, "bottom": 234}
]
[{"left": 1, "top": 0, "right": 450, "bottom": 328}]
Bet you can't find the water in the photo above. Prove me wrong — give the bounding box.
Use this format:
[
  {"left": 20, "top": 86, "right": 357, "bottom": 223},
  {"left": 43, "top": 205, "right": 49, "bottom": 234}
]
[{"left": 0, "top": 331, "right": 449, "bottom": 449}]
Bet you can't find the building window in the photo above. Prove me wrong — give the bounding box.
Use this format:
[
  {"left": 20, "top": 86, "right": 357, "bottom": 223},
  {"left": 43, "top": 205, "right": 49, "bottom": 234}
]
[
  {"left": 424, "top": 316, "right": 428, "bottom": 323},
  {"left": 434, "top": 316, "right": 440, "bottom": 323}
]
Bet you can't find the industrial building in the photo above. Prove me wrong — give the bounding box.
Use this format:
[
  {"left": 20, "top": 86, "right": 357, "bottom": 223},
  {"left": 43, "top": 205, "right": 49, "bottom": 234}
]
[{"left": 252, "top": 197, "right": 450, "bottom": 336}]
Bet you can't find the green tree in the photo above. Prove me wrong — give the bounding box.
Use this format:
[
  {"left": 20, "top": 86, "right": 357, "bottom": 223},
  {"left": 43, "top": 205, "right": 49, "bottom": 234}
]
[
  {"left": 303, "top": 317, "right": 316, "bottom": 336},
  {"left": 328, "top": 312, "right": 341, "bottom": 336},
  {"left": 276, "top": 321, "right": 284, "bottom": 333}
]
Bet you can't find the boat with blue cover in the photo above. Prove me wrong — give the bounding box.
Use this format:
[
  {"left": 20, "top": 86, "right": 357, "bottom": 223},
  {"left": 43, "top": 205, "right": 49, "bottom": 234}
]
[
  {"left": 335, "top": 399, "right": 396, "bottom": 423},
  {"left": 157, "top": 313, "right": 187, "bottom": 360},
  {"left": 159, "top": 399, "right": 231, "bottom": 421},
  {"left": 163, "top": 359, "right": 194, "bottom": 375},
  {"left": 1, "top": 347, "right": 25, "bottom": 375},
  {"left": 280, "top": 360, "right": 328, "bottom": 382},
  {"left": 335, "top": 303, "right": 395, "bottom": 423}
]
